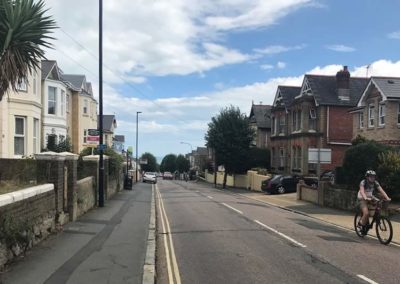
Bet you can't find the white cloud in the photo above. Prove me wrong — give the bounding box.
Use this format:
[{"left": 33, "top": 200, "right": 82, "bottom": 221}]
[
  {"left": 387, "top": 31, "right": 400, "bottom": 39},
  {"left": 254, "top": 44, "right": 306, "bottom": 55},
  {"left": 260, "top": 64, "right": 274, "bottom": 70},
  {"left": 325, "top": 44, "right": 356, "bottom": 52},
  {"left": 277, "top": 62, "right": 287, "bottom": 69}
]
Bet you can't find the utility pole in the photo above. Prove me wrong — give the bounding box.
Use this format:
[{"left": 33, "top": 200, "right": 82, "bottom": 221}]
[
  {"left": 136, "top": 111, "right": 142, "bottom": 182},
  {"left": 98, "top": 0, "right": 104, "bottom": 207}
]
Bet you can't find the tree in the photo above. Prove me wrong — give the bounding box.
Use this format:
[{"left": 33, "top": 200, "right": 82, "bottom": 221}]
[
  {"left": 140, "top": 152, "right": 158, "bottom": 172},
  {"left": 160, "top": 154, "right": 177, "bottom": 173},
  {"left": 245, "top": 147, "right": 270, "bottom": 172},
  {"left": 205, "top": 106, "right": 255, "bottom": 188},
  {"left": 0, "top": 0, "right": 57, "bottom": 101},
  {"left": 45, "top": 135, "right": 72, "bottom": 153},
  {"left": 176, "top": 154, "right": 190, "bottom": 173}
]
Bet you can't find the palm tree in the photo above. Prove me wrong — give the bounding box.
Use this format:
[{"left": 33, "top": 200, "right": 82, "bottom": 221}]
[{"left": 0, "top": 0, "right": 56, "bottom": 101}]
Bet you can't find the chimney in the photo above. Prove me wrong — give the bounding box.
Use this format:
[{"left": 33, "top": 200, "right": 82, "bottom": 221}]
[{"left": 336, "top": 65, "right": 350, "bottom": 100}]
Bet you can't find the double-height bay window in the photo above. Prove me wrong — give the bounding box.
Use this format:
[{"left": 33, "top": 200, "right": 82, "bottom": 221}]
[
  {"left": 379, "top": 103, "right": 385, "bottom": 126},
  {"left": 48, "top": 87, "right": 57, "bottom": 114},
  {"left": 368, "top": 104, "right": 375, "bottom": 127},
  {"left": 292, "top": 111, "right": 297, "bottom": 132},
  {"left": 14, "top": 117, "right": 25, "bottom": 156},
  {"left": 33, "top": 119, "right": 39, "bottom": 154},
  {"left": 61, "top": 90, "right": 65, "bottom": 116},
  {"left": 279, "top": 148, "right": 285, "bottom": 168},
  {"left": 272, "top": 117, "right": 276, "bottom": 135}
]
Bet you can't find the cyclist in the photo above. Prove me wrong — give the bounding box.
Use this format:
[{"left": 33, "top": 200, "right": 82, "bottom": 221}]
[{"left": 357, "top": 170, "right": 391, "bottom": 234}]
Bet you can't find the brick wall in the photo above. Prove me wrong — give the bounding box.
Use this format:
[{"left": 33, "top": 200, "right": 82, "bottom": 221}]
[{"left": 328, "top": 106, "right": 353, "bottom": 143}]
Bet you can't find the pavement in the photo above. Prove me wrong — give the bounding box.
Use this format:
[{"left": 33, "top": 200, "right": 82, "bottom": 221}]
[
  {"left": 213, "top": 184, "right": 400, "bottom": 245},
  {"left": 0, "top": 182, "right": 154, "bottom": 284}
]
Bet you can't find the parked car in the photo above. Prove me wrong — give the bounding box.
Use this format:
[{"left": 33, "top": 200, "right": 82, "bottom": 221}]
[
  {"left": 143, "top": 172, "right": 157, "bottom": 184},
  {"left": 261, "top": 175, "right": 318, "bottom": 194},
  {"left": 163, "top": 172, "right": 173, "bottom": 180},
  {"left": 320, "top": 170, "right": 335, "bottom": 184}
]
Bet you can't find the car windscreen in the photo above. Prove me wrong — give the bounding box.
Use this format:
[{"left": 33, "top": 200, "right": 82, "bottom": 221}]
[{"left": 270, "top": 175, "right": 282, "bottom": 182}]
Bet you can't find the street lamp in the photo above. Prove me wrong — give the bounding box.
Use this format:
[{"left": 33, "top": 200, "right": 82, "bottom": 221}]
[
  {"left": 136, "top": 111, "right": 142, "bottom": 182},
  {"left": 180, "top": 141, "right": 193, "bottom": 152}
]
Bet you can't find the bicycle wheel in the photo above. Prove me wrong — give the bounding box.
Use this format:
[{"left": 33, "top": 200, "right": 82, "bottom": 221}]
[
  {"left": 354, "top": 211, "right": 365, "bottom": 238},
  {"left": 376, "top": 216, "right": 393, "bottom": 245}
]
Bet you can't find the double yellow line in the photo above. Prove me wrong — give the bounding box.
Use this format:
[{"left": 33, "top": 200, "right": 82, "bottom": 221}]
[{"left": 156, "top": 184, "right": 181, "bottom": 284}]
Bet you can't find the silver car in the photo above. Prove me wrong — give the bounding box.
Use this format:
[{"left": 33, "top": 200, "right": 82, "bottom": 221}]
[{"left": 143, "top": 172, "right": 157, "bottom": 184}]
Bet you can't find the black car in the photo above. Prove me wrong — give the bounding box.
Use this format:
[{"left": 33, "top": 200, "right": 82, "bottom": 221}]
[{"left": 261, "top": 175, "right": 318, "bottom": 194}]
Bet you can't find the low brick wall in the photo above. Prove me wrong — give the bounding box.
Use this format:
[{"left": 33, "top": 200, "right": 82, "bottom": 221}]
[
  {"left": 77, "top": 177, "right": 95, "bottom": 217},
  {"left": 247, "top": 171, "right": 270, "bottom": 191},
  {"left": 234, "top": 175, "right": 248, "bottom": 189},
  {"left": 0, "top": 184, "right": 56, "bottom": 270}
]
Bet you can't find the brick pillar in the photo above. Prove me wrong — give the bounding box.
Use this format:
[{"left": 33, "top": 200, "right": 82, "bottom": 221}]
[
  {"left": 35, "top": 152, "right": 66, "bottom": 222},
  {"left": 62, "top": 152, "right": 79, "bottom": 221},
  {"left": 82, "top": 155, "right": 109, "bottom": 206}
]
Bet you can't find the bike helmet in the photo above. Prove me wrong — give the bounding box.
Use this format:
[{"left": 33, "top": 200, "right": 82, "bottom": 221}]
[{"left": 365, "top": 170, "right": 376, "bottom": 177}]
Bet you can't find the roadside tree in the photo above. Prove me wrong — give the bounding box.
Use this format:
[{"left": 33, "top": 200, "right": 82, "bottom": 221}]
[
  {"left": 0, "top": 0, "right": 57, "bottom": 100},
  {"left": 205, "top": 106, "right": 255, "bottom": 188},
  {"left": 140, "top": 152, "right": 158, "bottom": 172},
  {"left": 160, "top": 154, "right": 177, "bottom": 173},
  {"left": 176, "top": 154, "right": 190, "bottom": 173}
]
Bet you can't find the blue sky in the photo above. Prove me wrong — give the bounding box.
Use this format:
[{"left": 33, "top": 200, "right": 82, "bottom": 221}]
[{"left": 44, "top": 0, "right": 400, "bottom": 161}]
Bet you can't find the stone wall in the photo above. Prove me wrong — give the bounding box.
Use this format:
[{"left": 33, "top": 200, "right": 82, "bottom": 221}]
[
  {"left": 0, "top": 159, "right": 37, "bottom": 186},
  {"left": 0, "top": 184, "right": 56, "bottom": 270},
  {"left": 77, "top": 177, "right": 96, "bottom": 217},
  {"left": 297, "top": 182, "right": 318, "bottom": 203}
]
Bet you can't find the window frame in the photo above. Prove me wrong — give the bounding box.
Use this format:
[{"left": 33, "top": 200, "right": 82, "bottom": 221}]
[
  {"left": 14, "top": 116, "right": 26, "bottom": 156},
  {"left": 368, "top": 104, "right": 375, "bottom": 128},
  {"left": 33, "top": 118, "right": 39, "bottom": 154},
  {"left": 48, "top": 86, "right": 57, "bottom": 115},
  {"left": 359, "top": 112, "right": 364, "bottom": 129},
  {"left": 16, "top": 78, "right": 28, "bottom": 92},
  {"left": 279, "top": 115, "right": 285, "bottom": 134},
  {"left": 61, "top": 89, "right": 65, "bottom": 116},
  {"left": 378, "top": 103, "right": 385, "bottom": 126}
]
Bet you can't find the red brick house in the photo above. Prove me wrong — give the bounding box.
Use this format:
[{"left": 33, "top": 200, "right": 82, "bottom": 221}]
[
  {"left": 271, "top": 66, "right": 368, "bottom": 175},
  {"left": 351, "top": 77, "right": 400, "bottom": 145}
]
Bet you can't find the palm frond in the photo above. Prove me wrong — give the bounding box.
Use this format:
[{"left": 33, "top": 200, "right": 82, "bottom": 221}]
[{"left": 0, "top": 0, "right": 57, "bottom": 101}]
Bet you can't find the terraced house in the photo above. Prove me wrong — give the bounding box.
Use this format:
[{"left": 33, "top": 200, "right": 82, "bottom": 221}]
[
  {"left": 0, "top": 70, "right": 42, "bottom": 158},
  {"left": 270, "top": 66, "right": 368, "bottom": 176},
  {"left": 351, "top": 77, "right": 400, "bottom": 145}
]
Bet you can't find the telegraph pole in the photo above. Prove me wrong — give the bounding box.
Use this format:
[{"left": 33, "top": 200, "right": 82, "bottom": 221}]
[{"left": 98, "top": 0, "right": 104, "bottom": 207}]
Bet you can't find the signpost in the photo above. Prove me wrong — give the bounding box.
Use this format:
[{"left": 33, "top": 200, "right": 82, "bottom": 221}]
[{"left": 87, "top": 129, "right": 100, "bottom": 146}]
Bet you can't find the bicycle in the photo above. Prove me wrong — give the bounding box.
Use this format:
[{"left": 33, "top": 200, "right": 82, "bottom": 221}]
[{"left": 354, "top": 197, "right": 393, "bottom": 245}]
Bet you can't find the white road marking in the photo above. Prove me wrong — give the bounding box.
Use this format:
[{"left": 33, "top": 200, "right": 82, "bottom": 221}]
[
  {"left": 222, "top": 203, "right": 243, "bottom": 215},
  {"left": 157, "top": 185, "right": 182, "bottom": 284},
  {"left": 207, "top": 196, "right": 214, "bottom": 199},
  {"left": 357, "top": 275, "right": 379, "bottom": 284},
  {"left": 254, "top": 220, "right": 307, "bottom": 248}
]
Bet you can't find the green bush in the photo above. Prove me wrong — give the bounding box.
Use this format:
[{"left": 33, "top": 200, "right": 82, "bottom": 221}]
[
  {"left": 79, "top": 147, "right": 124, "bottom": 179},
  {"left": 377, "top": 151, "right": 400, "bottom": 198},
  {"left": 342, "top": 141, "right": 389, "bottom": 190}
]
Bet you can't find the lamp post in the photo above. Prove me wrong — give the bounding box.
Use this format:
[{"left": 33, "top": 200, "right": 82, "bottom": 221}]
[
  {"left": 180, "top": 141, "right": 193, "bottom": 152},
  {"left": 136, "top": 111, "right": 142, "bottom": 182},
  {"left": 98, "top": 0, "right": 104, "bottom": 207}
]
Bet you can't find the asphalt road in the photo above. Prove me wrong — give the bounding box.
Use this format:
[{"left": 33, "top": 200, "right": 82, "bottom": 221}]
[{"left": 156, "top": 180, "right": 400, "bottom": 284}]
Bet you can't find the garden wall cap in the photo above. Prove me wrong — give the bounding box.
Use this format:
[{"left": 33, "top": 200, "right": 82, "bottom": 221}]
[
  {"left": 59, "top": 152, "right": 79, "bottom": 160},
  {"left": 82, "top": 155, "right": 109, "bottom": 161},
  {"left": 35, "top": 152, "right": 66, "bottom": 161}
]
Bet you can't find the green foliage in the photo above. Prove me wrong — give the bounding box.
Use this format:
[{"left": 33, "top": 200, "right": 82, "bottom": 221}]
[
  {"left": 176, "top": 154, "right": 190, "bottom": 173},
  {"left": 351, "top": 134, "right": 369, "bottom": 145},
  {"left": 0, "top": 0, "right": 57, "bottom": 100},
  {"left": 244, "top": 147, "right": 270, "bottom": 173},
  {"left": 79, "top": 147, "right": 124, "bottom": 179},
  {"left": 46, "top": 135, "right": 72, "bottom": 153},
  {"left": 205, "top": 106, "right": 255, "bottom": 178},
  {"left": 342, "top": 141, "right": 389, "bottom": 190},
  {"left": 377, "top": 151, "right": 400, "bottom": 197},
  {"left": 160, "top": 154, "right": 177, "bottom": 173},
  {"left": 140, "top": 152, "right": 158, "bottom": 172}
]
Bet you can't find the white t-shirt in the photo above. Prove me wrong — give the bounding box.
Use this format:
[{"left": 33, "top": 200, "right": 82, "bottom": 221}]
[{"left": 357, "top": 179, "right": 380, "bottom": 199}]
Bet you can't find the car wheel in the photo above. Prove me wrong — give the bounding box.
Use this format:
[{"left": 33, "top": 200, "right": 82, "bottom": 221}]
[{"left": 277, "top": 185, "right": 286, "bottom": 194}]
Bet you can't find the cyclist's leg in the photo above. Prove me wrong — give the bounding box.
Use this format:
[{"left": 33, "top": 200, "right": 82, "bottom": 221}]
[{"left": 359, "top": 200, "right": 369, "bottom": 225}]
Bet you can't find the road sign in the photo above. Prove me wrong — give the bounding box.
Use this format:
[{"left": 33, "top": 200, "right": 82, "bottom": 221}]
[
  {"left": 139, "top": 158, "right": 148, "bottom": 165},
  {"left": 97, "top": 144, "right": 107, "bottom": 151},
  {"left": 87, "top": 129, "right": 100, "bottom": 145},
  {"left": 308, "top": 148, "right": 332, "bottom": 164}
]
